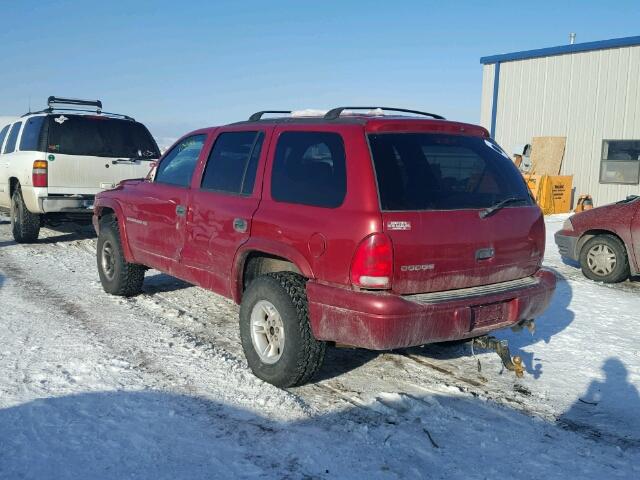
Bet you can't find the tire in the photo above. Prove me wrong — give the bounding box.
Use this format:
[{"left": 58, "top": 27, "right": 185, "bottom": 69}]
[
  {"left": 579, "top": 234, "right": 629, "bottom": 283},
  {"left": 10, "top": 187, "right": 40, "bottom": 243},
  {"left": 97, "top": 215, "right": 145, "bottom": 296},
  {"left": 239, "top": 272, "right": 326, "bottom": 387}
]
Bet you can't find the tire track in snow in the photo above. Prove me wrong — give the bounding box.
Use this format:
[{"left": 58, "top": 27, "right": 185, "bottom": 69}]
[
  {"left": 0, "top": 253, "right": 313, "bottom": 421},
  {"left": 4, "top": 224, "right": 640, "bottom": 451}
]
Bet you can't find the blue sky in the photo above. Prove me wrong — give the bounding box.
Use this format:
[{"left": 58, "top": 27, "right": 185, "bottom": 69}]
[{"left": 1, "top": 1, "right": 638, "bottom": 142}]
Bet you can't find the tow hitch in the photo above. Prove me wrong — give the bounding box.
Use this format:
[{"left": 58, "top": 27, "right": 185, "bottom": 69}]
[{"left": 473, "top": 335, "right": 525, "bottom": 378}]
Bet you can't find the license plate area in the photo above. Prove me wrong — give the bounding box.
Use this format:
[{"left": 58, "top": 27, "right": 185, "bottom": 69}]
[{"left": 471, "top": 301, "right": 509, "bottom": 330}]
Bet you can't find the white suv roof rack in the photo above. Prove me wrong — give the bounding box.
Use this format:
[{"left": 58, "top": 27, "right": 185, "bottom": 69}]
[{"left": 22, "top": 96, "right": 134, "bottom": 121}]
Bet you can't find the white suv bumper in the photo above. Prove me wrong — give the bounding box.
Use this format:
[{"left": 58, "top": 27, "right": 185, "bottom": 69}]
[{"left": 40, "top": 196, "right": 94, "bottom": 213}]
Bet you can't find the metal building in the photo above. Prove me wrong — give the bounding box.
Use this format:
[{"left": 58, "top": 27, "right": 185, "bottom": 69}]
[{"left": 480, "top": 35, "right": 640, "bottom": 206}]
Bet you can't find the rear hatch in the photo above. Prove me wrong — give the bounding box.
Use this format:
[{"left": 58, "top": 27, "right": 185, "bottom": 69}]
[
  {"left": 368, "top": 132, "right": 544, "bottom": 295},
  {"left": 43, "top": 114, "right": 159, "bottom": 194}
]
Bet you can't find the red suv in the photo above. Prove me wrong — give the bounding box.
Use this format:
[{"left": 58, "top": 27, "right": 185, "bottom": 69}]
[{"left": 93, "top": 107, "right": 556, "bottom": 387}]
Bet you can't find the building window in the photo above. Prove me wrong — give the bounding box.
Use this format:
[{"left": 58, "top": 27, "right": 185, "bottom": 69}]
[{"left": 600, "top": 140, "right": 640, "bottom": 185}]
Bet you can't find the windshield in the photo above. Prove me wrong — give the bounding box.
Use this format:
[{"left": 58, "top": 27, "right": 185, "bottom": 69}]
[
  {"left": 368, "top": 133, "right": 533, "bottom": 211},
  {"left": 46, "top": 114, "right": 160, "bottom": 159}
]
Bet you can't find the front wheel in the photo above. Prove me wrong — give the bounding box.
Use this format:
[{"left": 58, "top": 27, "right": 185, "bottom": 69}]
[
  {"left": 239, "top": 272, "right": 326, "bottom": 387},
  {"left": 97, "top": 216, "right": 145, "bottom": 296},
  {"left": 579, "top": 234, "right": 629, "bottom": 283},
  {"left": 11, "top": 187, "right": 40, "bottom": 243}
]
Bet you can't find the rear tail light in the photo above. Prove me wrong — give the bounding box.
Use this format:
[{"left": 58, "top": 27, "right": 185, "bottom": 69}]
[
  {"left": 529, "top": 214, "right": 546, "bottom": 265},
  {"left": 32, "top": 160, "right": 48, "bottom": 187},
  {"left": 350, "top": 233, "right": 393, "bottom": 290}
]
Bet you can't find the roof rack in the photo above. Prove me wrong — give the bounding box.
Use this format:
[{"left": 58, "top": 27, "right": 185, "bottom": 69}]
[
  {"left": 22, "top": 96, "right": 134, "bottom": 121},
  {"left": 48, "top": 96, "right": 102, "bottom": 113},
  {"left": 248, "top": 110, "right": 292, "bottom": 121},
  {"left": 323, "top": 107, "right": 445, "bottom": 120}
]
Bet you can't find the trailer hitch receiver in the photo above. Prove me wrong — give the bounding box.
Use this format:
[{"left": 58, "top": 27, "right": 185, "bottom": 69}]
[{"left": 473, "top": 335, "right": 524, "bottom": 378}]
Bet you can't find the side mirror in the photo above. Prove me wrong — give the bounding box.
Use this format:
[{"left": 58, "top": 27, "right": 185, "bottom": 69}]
[{"left": 145, "top": 161, "right": 158, "bottom": 181}]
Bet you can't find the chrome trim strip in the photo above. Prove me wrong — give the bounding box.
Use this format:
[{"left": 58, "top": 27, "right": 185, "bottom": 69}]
[{"left": 405, "top": 276, "right": 540, "bottom": 304}]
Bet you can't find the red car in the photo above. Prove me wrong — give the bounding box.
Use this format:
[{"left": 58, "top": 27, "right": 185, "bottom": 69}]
[
  {"left": 555, "top": 196, "right": 640, "bottom": 283},
  {"left": 93, "top": 107, "right": 556, "bottom": 387}
]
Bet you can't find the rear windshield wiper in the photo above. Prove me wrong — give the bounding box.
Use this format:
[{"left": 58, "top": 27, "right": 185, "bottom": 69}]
[
  {"left": 111, "top": 156, "right": 155, "bottom": 164},
  {"left": 111, "top": 157, "right": 151, "bottom": 165},
  {"left": 111, "top": 158, "right": 139, "bottom": 164},
  {"left": 479, "top": 197, "right": 528, "bottom": 219}
]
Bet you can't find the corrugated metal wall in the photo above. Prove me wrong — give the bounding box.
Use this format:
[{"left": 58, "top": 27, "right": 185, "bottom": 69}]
[
  {"left": 480, "top": 46, "right": 640, "bottom": 206},
  {"left": 480, "top": 64, "right": 495, "bottom": 128}
]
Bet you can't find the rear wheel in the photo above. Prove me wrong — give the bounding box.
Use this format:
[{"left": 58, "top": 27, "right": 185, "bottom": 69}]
[
  {"left": 239, "top": 272, "right": 326, "bottom": 387},
  {"left": 10, "top": 187, "right": 40, "bottom": 243},
  {"left": 579, "top": 234, "right": 629, "bottom": 283},
  {"left": 97, "top": 216, "right": 145, "bottom": 296}
]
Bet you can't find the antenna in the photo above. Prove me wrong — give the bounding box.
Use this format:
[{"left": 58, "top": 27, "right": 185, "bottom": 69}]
[
  {"left": 569, "top": 33, "right": 576, "bottom": 44},
  {"left": 28, "top": 95, "right": 31, "bottom": 114}
]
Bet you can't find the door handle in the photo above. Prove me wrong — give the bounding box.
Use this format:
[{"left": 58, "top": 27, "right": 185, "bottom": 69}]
[
  {"left": 233, "top": 218, "right": 248, "bottom": 233},
  {"left": 176, "top": 205, "right": 186, "bottom": 216},
  {"left": 475, "top": 247, "right": 495, "bottom": 261}
]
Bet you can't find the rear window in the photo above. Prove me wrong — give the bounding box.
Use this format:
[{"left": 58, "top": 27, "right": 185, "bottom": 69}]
[
  {"left": 271, "top": 131, "right": 346, "bottom": 208},
  {"left": 368, "top": 133, "right": 532, "bottom": 211},
  {"left": 46, "top": 115, "right": 160, "bottom": 159},
  {"left": 20, "top": 116, "right": 46, "bottom": 151}
]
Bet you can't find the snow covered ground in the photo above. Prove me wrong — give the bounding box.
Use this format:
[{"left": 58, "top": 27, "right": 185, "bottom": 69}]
[{"left": 0, "top": 213, "right": 638, "bottom": 479}]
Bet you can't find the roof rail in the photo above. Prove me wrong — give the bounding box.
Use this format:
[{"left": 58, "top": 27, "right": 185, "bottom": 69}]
[
  {"left": 248, "top": 110, "right": 292, "bottom": 122},
  {"left": 21, "top": 96, "right": 134, "bottom": 121},
  {"left": 23, "top": 108, "right": 134, "bottom": 121},
  {"left": 324, "top": 107, "right": 445, "bottom": 120},
  {"left": 48, "top": 96, "right": 102, "bottom": 113}
]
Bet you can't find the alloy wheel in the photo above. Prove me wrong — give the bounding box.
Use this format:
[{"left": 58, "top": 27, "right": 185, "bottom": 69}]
[{"left": 250, "top": 300, "right": 285, "bottom": 364}]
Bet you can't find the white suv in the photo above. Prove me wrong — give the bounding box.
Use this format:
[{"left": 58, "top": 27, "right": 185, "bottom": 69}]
[{"left": 0, "top": 97, "right": 160, "bottom": 242}]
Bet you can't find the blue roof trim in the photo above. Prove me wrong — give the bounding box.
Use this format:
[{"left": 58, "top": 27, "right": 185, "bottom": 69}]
[
  {"left": 489, "top": 62, "right": 500, "bottom": 138},
  {"left": 480, "top": 35, "right": 640, "bottom": 64}
]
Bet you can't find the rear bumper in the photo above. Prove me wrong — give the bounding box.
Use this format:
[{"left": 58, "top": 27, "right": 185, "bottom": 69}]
[
  {"left": 554, "top": 231, "right": 579, "bottom": 261},
  {"left": 40, "top": 196, "right": 95, "bottom": 214},
  {"left": 307, "top": 269, "right": 556, "bottom": 350}
]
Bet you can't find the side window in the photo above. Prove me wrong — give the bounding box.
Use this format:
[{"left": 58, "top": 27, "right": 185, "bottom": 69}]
[
  {"left": 0, "top": 125, "right": 9, "bottom": 154},
  {"left": 271, "top": 131, "right": 346, "bottom": 208},
  {"left": 19, "top": 116, "right": 46, "bottom": 152},
  {"left": 3, "top": 122, "right": 23, "bottom": 154},
  {"left": 201, "top": 131, "right": 264, "bottom": 195},
  {"left": 155, "top": 134, "right": 206, "bottom": 187}
]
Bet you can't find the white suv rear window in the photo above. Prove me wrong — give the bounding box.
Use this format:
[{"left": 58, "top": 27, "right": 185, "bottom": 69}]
[{"left": 46, "top": 115, "right": 160, "bottom": 159}]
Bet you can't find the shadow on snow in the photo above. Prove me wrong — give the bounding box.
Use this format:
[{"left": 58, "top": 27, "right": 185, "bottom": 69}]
[
  {"left": 143, "top": 271, "right": 193, "bottom": 294},
  {"left": 0, "top": 385, "right": 637, "bottom": 480},
  {"left": 559, "top": 357, "right": 640, "bottom": 449}
]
